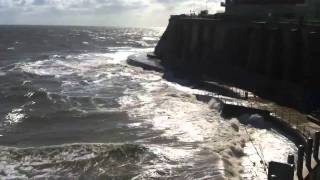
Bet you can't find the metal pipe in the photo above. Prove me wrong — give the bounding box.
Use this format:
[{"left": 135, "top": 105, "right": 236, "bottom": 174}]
[
  {"left": 297, "top": 145, "right": 304, "bottom": 180},
  {"left": 314, "top": 131, "right": 320, "bottom": 162},
  {"left": 306, "top": 138, "right": 313, "bottom": 170}
]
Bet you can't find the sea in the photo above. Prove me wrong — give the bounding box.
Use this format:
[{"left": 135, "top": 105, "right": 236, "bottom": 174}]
[{"left": 0, "top": 25, "right": 297, "bottom": 179}]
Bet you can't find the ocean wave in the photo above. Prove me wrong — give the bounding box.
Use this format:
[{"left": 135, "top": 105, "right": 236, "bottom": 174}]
[
  {"left": 0, "top": 31, "right": 298, "bottom": 180},
  {"left": 0, "top": 70, "right": 6, "bottom": 76},
  {"left": 0, "top": 143, "right": 153, "bottom": 179}
]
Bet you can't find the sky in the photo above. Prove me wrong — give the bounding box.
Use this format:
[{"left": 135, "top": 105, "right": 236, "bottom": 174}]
[{"left": 0, "top": 0, "right": 224, "bottom": 27}]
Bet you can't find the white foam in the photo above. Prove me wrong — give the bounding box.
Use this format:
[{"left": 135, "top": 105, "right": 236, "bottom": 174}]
[
  {"left": 115, "top": 59, "right": 298, "bottom": 179},
  {"left": 3, "top": 47, "right": 297, "bottom": 179},
  {"left": 142, "top": 36, "right": 158, "bottom": 41},
  {"left": 208, "top": 98, "right": 222, "bottom": 111},
  {"left": 241, "top": 128, "right": 297, "bottom": 179},
  {"left": 4, "top": 108, "right": 25, "bottom": 126}
]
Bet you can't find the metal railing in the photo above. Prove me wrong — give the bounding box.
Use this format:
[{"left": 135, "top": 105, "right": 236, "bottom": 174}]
[
  {"left": 268, "top": 132, "right": 320, "bottom": 180},
  {"left": 207, "top": 85, "right": 320, "bottom": 180}
]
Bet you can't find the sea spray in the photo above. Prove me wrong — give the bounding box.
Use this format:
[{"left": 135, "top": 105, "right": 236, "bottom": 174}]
[
  {"left": 0, "top": 26, "right": 297, "bottom": 179},
  {"left": 208, "top": 98, "right": 223, "bottom": 111}
]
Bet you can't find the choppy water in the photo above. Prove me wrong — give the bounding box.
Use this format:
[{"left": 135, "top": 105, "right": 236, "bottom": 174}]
[{"left": 0, "top": 25, "right": 297, "bottom": 179}]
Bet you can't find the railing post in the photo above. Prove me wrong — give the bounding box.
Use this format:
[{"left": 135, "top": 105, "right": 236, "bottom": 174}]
[
  {"left": 297, "top": 145, "right": 304, "bottom": 180},
  {"left": 287, "top": 154, "right": 295, "bottom": 167},
  {"left": 314, "top": 131, "right": 320, "bottom": 163},
  {"left": 306, "top": 138, "right": 313, "bottom": 171}
]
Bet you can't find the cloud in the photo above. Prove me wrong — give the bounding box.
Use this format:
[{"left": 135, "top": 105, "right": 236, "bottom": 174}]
[
  {"left": 0, "top": 0, "right": 224, "bottom": 26},
  {"left": 32, "top": 0, "right": 46, "bottom": 5}
]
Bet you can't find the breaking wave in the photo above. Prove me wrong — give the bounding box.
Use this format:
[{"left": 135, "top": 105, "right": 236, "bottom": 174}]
[
  {"left": 0, "top": 143, "right": 153, "bottom": 179},
  {"left": 0, "top": 26, "right": 297, "bottom": 180}
]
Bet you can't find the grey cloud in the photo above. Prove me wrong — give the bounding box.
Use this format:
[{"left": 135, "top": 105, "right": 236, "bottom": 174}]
[
  {"left": 13, "top": 0, "right": 26, "bottom": 6},
  {"left": 95, "top": 0, "right": 148, "bottom": 14},
  {"left": 33, "top": 0, "right": 47, "bottom": 5},
  {"left": 0, "top": 0, "right": 224, "bottom": 26}
]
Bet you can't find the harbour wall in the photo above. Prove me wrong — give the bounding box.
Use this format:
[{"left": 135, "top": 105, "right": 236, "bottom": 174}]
[{"left": 155, "top": 15, "right": 320, "bottom": 112}]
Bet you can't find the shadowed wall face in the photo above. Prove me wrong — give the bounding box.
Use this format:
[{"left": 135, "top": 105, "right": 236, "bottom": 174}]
[
  {"left": 223, "top": 0, "right": 320, "bottom": 19},
  {"left": 155, "top": 16, "right": 320, "bottom": 111}
]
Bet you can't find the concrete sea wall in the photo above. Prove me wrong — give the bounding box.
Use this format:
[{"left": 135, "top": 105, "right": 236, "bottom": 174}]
[
  {"left": 220, "top": 102, "right": 319, "bottom": 180},
  {"left": 155, "top": 15, "right": 320, "bottom": 112}
]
